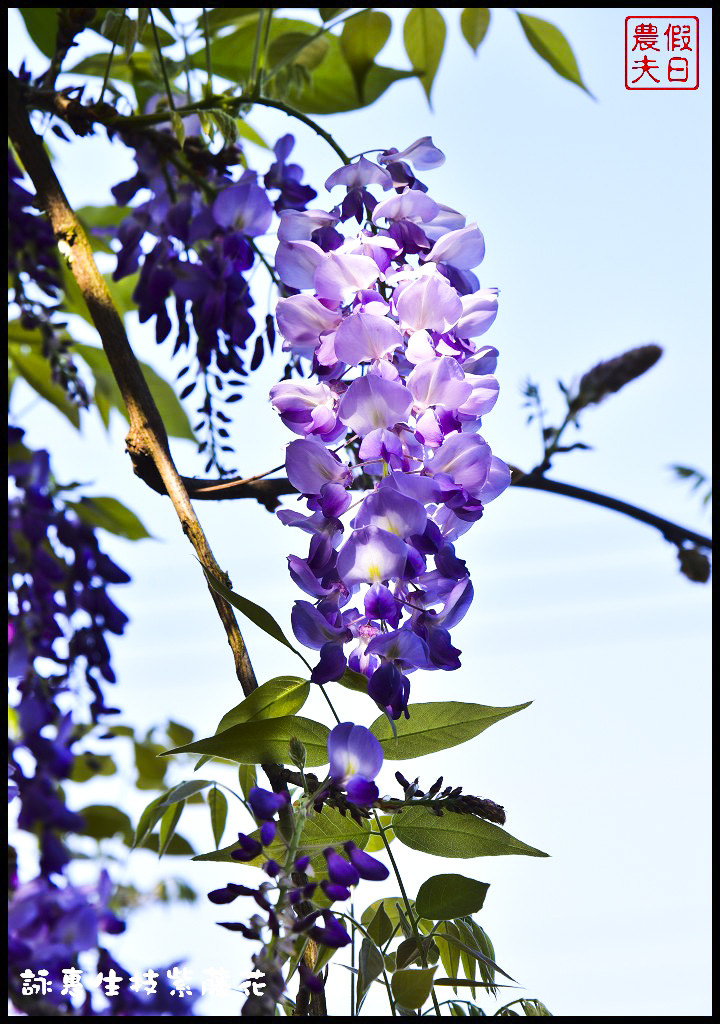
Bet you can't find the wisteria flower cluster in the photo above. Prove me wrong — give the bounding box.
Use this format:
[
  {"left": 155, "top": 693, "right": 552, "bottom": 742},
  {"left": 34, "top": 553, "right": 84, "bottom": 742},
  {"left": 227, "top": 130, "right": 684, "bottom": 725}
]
[
  {"left": 208, "top": 723, "right": 388, "bottom": 1014},
  {"left": 270, "top": 138, "right": 510, "bottom": 719},
  {"left": 112, "top": 131, "right": 316, "bottom": 470}
]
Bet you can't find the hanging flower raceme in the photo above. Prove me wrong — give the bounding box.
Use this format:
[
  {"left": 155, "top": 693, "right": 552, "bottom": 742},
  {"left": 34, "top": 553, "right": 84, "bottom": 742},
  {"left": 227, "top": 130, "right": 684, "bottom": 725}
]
[
  {"left": 206, "top": 724, "right": 389, "bottom": 1014},
  {"left": 270, "top": 139, "right": 511, "bottom": 718}
]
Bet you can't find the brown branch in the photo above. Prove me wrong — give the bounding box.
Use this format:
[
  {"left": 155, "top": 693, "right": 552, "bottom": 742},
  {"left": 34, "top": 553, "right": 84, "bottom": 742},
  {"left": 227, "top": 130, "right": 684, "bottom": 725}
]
[
  {"left": 511, "top": 470, "right": 712, "bottom": 550},
  {"left": 7, "top": 71, "right": 257, "bottom": 698},
  {"left": 138, "top": 464, "right": 712, "bottom": 553}
]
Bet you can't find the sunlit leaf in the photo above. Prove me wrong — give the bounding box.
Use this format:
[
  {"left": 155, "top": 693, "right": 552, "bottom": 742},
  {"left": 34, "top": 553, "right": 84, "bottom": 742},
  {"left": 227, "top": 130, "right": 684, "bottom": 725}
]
[
  {"left": 164, "top": 714, "right": 330, "bottom": 768},
  {"left": 393, "top": 807, "right": 549, "bottom": 859},
  {"left": 202, "top": 568, "right": 311, "bottom": 668},
  {"left": 391, "top": 966, "right": 437, "bottom": 1010},
  {"left": 516, "top": 12, "right": 591, "bottom": 95},
  {"left": 64, "top": 496, "right": 152, "bottom": 541},
  {"left": 416, "top": 874, "right": 489, "bottom": 921},
  {"left": 371, "top": 701, "right": 531, "bottom": 759},
  {"left": 403, "top": 7, "right": 446, "bottom": 104},
  {"left": 208, "top": 787, "right": 228, "bottom": 848},
  {"left": 460, "top": 9, "right": 490, "bottom": 54},
  {"left": 340, "top": 10, "right": 392, "bottom": 99}
]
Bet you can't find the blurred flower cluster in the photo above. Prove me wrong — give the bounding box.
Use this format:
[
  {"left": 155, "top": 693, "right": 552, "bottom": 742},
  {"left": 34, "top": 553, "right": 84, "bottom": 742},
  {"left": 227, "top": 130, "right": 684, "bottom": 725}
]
[{"left": 8, "top": 429, "right": 197, "bottom": 1014}]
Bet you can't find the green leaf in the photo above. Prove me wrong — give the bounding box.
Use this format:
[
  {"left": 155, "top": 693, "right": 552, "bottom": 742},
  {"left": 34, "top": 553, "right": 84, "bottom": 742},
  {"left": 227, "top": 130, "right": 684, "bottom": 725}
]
[
  {"left": 236, "top": 120, "right": 269, "bottom": 150},
  {"left": 217, "top": 677, "right": 310, "bottom": 730},
  {"left": 238, "top": 764, "right": 257, "bottom": 800},
  {"left": 319, "top": 7, "right": 347, "bottom": 21},
  {"left": 133, "top": 794, "right": 167, "bottom": 848},
  {"left": 203, "top": 8, "right": 261, "bottom": 34},
  {"left": 8, "top": 343, "right": 81, "bottom": 428},
  {"left": 460, "top": 9, "right": 490, "bottom": 54},
  {"left": 416, "top": 874, "right": 489, "bottom": 921},
  {"left": 365, "top": 900, "right": 395, "bottom": 947},
  {"left": 79, "top": 804, "right": 133, "bottom": 844},
  {"left": 159, "top": 800, "right": 185, "bottom": 857},
  {"left": 392, "top": 966, "right": 437, "bottom": 1010},
  {"left": 357, "top": 937, "right": 385, "bottom": 1009},
  {"left": 268, "top": 31, "right": 330, "bottom": 72},
  {"left": 194, "top": 806, "right": 370, "bottom": 866},
  {"left": 142, "top": 831, "right": 195, "bottom": 856},
  {"left": 516, "top": 12, "right": 591, "bottom": 95},
  {"left": 164, "top": 715, "right": 330, "bottom": 768},
  {"left": 403, "top": 7, "right": 446, "bottom": 104},
  {"left": 70, "top": 751, "right": 117, "bottom": 782},
  {"left": 336, "top": 667, "right": 368, "bottom": 693},
  {"left": 393, "top": 807, "right": 548, "bottom": 859},
  {"left": 167, "top": 721, "right": 194, "bottom": 747},
  {"left": 134, "top": 739, "right": 168, "bottom": 790},
  {"left": 340, "top": 10, "right": 392, "bottom": 99},
  {"left": 74, "top": 343, "right": 196, "bottom": 441},
  {"left": 371, "top": 701, "right": 531, "bottom": 759},
  {"left": 64, "top": 496, "right": 152, "bottom": 541},
  {"left": 208, "top": 787, "right": 228, "bottom": 848},
  {"left": 19, "top": 7, "right": 58, "bottom": 57},
  {"left": 158, "top": 780, "right": 214, "bottom": 807},
  {"left": 202, "top": 569, "right": 311, "bottom": 668},
  {"left": 209, "top": 17, "right": 417, "bottom": 115}
]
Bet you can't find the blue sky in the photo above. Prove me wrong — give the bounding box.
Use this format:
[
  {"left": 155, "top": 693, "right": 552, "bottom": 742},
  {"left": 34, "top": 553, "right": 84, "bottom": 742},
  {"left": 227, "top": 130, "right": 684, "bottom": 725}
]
[{"left": 9, "top": 8, "right": 712, "bottom": 1016}]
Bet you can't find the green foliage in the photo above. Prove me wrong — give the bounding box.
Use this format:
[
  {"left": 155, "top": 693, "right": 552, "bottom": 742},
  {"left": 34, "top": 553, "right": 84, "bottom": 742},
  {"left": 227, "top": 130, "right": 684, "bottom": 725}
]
[
  {"left": 165, "top": 714, "right": 330, "bottom": 768},
  {"left": 78, "top": 804, "right": 133, "bottom": 844},
  {"left": 18, "top": 7, "right": 58, "bottom": 58},
  {"left": 8, "top": 337, "right": 81, "bottom": 428},
  {"left": 392, "top": 965, "right": 438, "bottom": 1010},
  {"left": 371, "top": 700, "right": 531, "bottom": 759},
  {"left": 74, "top": 343, "right": 196, "bottom": 441},
  {"left": 403, "top": 7, "right": 447, "bottom": 105},
  {"left": 194, "top": 805, "right": 370, "bottom": 866},
  {"left": 64, "top": 496, "right": 152, "bottom": 541},
  {"left": 415, "top": 874, "right": 489, "bottom": 921},
  {"left": 365, "top": 898, "right": 396, "bottom": 946},
  {"left": 195, "top": 676, "right": 310, "bottom": 770},
  {"left": 159, "top": 800, "right": 185, "bottom": 857},
  {"left": 516, "top": 12, "right": 591, "bottom": 95},
  {"left": 202, "top": 568, "right": 311, "bottom": 668},
  {"left": 461, "top": 9, "right": 491, "bottom": 54},
  {"left": 357, "top": 937, "right": 385, "bottom": 1009},
  {"left": 339, "top": 10, "right": 392, "bottom": 100},
  {"left": 208, "top": 786, "right": 228, "bottom": 848},
  {"left": 392, "top": 807, "right": 548, "bottom": 859}
]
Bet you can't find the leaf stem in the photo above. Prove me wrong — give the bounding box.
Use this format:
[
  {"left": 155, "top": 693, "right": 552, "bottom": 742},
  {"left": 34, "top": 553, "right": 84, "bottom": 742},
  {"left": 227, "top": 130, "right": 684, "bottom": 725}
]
[
  {"left": 373, "top": 809, "right": 442, "bottom": 1015},
  {"left": 149, "top": 8, "right": 176, "bottom": 110}
]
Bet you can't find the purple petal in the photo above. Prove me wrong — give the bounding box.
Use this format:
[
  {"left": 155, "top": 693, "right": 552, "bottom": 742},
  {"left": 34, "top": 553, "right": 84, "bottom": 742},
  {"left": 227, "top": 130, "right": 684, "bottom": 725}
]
[
  {"left": 372, "top": 191, "right": 439, "bottom": 225},
  {"left": 212, "top": 183, "right": 273, "bottom": 237},
  {"left": 336, "top": 526, "right": 409, "bottom": 586},
  {"left": 334, "top": 311, "right": 404, "bottom": 365},
  {"left": 337, "top": 374, "right": 412, "bottom": 436},
  {"left": 353, "top": 486, "right": 427, "bottom": 539},
  {"left": 395, "top": 274, "right": 463, "bottom": 333},
  {"left": 408, "top": 356, "right": 473, "bottom": 412},
  {"left": 285, "top": 438, "right": 350, "bottom": 494},
  {"left": 275, "top": 240, "right": 327, "bottom": 289},
  {"left": 426, "top": 223, "right": 486, "bottom": 270},
  {"left": 276, "top": 294, "right": 342, "bottom": 355},
  {"left": 379, "top": 137, "right": 446, "bottom": 171},
  {"left": 314, "top": 252, "right": 379, "bottom": 304}
]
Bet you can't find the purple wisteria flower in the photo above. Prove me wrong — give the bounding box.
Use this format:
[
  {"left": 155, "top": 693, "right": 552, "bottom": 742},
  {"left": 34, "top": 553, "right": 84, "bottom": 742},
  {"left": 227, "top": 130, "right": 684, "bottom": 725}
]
[
  {"left": 269, "top": 138, "right": 510, "bottom": 717},
  {"left": 328, "top": 722, "right": 384, "bottom": 805}
]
